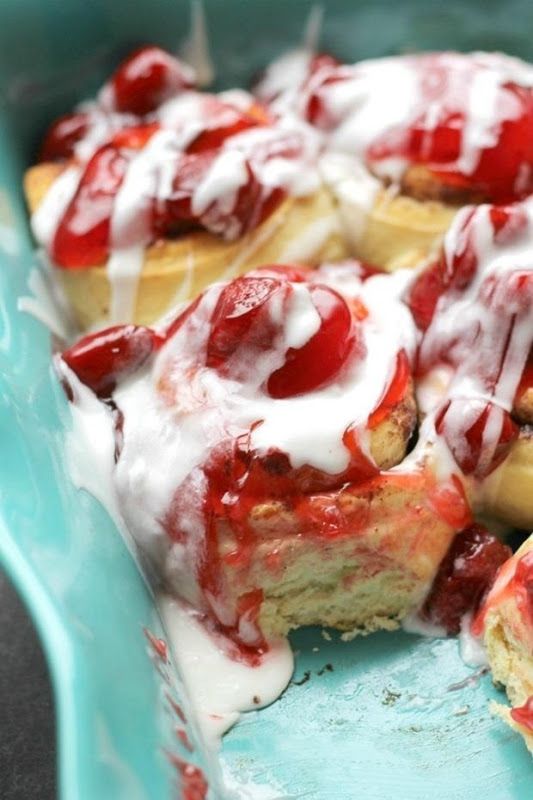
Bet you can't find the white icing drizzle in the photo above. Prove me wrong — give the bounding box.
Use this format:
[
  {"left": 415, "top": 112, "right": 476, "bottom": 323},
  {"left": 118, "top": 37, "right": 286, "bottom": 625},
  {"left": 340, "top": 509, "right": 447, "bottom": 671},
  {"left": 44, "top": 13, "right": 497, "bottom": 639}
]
[
  {"left": 159, "top": 596, "right": 293, "bottom": 749},
  {"left": 31, "top": 166, "right": 81, "bottom": 249},
  {"left": 458, "top": 612, "right": 488, "bottom": 667}
]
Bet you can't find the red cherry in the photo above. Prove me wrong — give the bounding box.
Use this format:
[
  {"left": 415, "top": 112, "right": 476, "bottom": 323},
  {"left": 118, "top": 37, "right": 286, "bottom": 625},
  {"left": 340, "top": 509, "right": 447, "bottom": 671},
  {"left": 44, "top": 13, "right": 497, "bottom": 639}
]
[
  {"left": 510, "top": 697, "right": 533, "bottom": 733},
  {"left": 514, "top": 550, "right": 533, "bottom": 624},
  {"left": 407, "top": 260, "right": 445, "bottom": 331},
  {"left": 489, "top": 204, "right": 528, "bottom": 243},
  {"left": 52, "top": 144, "right": 130, "bottom": 268},
  {"left": 61, "top": 324, "right": 159, "bottom": 396},
  {"left": 111, "top": 46, "right": 195, "bottom": 115},
  {"left": 304, "top": 65, "right": 352, "bottom": 129},
  {"left": 110, "top": 122, "right": 160, "bottom": 149},
  {"left": 186, "top": 102, "right": 265, "bottom": 154},
  {"left": 436, "top": 398, "right": 518, "bottom": 478},
  {"left": 206, "top": 277, "right": 290, "bottom": 370},
  {"left": 158, "top": 152, "right": 285, "bottom": 240},
  {"left": 39, "top": 112, "right": 90, "bottom": 162},
  {"left": 422, "top": 524, "right": 512, "bottom": 634},
  {"left": 267, "top": 285, "right": 360, "bottom": 398}
]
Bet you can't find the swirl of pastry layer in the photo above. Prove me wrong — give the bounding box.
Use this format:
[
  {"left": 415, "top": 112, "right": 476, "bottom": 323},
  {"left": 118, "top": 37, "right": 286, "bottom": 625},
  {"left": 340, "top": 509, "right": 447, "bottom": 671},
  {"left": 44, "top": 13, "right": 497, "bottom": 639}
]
[
  {"left": 60, "top": 262, "right": 473, "bottom": 655},
  {"left": 474, "top": 535, "right": 533, "bottom": 754},
  {"left": 257, "top": 49, "right": 533, "bottom": 269}
]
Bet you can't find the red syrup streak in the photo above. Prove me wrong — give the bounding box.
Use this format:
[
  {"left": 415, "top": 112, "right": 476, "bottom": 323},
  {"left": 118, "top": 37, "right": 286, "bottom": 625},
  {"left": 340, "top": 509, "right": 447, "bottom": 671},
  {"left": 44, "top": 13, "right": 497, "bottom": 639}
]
[
  {"left": 176, "top": 728, "right": 194, "bottom": 753},
  {"left": 166, "top": 693, "right": 188, "bottom": 725},
  {"left": 110, "top": 46, "right": 195, "bottom": 115},
  {"left": 143, "top": 628, "right": 169, "bottom": 663},
  {"left": 510, "top": 696, "right": 533, "bottom": 733},
  {"left": 166, "top": 754, "right": 208, "bottom": 800},
  {"left": 515, "top": 550, "right": 533, "bottom": 625},
  {"left": 421, "top": 524, "right": 512, "bottom": 634}
]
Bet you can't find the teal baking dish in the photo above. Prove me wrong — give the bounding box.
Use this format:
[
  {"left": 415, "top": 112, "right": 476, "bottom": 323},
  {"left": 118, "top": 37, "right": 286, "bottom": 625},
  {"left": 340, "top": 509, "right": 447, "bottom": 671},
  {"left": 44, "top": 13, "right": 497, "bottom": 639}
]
[{"left": 1, "top": 1, "right": 533, "bottom": 797}]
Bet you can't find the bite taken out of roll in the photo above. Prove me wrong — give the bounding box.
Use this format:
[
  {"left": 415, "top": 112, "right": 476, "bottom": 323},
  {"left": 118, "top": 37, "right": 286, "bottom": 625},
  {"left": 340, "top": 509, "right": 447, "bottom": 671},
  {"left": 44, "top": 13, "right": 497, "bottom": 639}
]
[
  {"left": 257, "top": 49, "right": 533, "bottom": 271},
  {"left": 25, "top": 45, "right": 347, "bottom": 331}
]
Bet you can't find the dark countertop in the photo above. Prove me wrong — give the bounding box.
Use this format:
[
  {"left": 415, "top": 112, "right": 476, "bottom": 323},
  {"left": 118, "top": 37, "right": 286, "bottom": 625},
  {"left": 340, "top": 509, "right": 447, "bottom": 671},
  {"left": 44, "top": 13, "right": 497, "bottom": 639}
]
[{"left": 0, "top": 571, "right": 55, "bottom": 799}]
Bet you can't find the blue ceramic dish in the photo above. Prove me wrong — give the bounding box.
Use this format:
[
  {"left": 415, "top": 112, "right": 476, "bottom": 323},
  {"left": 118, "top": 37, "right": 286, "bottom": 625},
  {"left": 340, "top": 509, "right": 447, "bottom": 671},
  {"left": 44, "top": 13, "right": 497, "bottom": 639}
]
[{"left": 1, "top": 1, "right": 533, "bottom": 797}]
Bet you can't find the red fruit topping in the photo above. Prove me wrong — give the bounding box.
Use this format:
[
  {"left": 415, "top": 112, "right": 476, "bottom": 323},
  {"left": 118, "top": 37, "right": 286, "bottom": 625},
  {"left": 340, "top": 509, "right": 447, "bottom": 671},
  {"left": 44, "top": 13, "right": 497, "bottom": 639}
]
[
  {"left": 39, "top": 112, "right": 90, "bottom": 162},
  {"left": 61, "top": 324, "right": 158, "bottom": 396},
  {"left": 368, "top": 349, "right": 411, "bottom": 429},
  {"left": 111, "top": 46, "right": 195, "bottom": 115},
  {"left": 422, "top": 524, "right": 512, "bottom": 634},
  {"left": 428, "top": 474, "right": 472, "bottom": 529},
  {"left": 510, "top": 696, "right": 533, "bottom": 733},
  {"left": 186, "top": 102, "right": 267, "bottom": 154},
  {"left": 267, "top": 285, "right": 361, "bottom": 398},
  {"left": 111, "top": 122, "right": 160, "bottom": 149},
  {"left": 206, "top": 277, "right": 290, "bottom": 370},
  {"left": 406, "top": 260, "right": 445, "bottom": 331},
  {"left": 157, "top": 151, "right": 285, "bottom": 240},
  {"left": 489, "top": 204, "right": 528, "bottom": 243},
  {"left": 167, "top": 755, "right": 208, "bottom": 800},
  {"left": 436, "top": 398, "right": 518, "bottom": 478},
  {"left": 515, "top": 550, "right": 533, "bottom": 623},
  {"left": 52, "top": 144, "right": 130, "bottom": 267}
]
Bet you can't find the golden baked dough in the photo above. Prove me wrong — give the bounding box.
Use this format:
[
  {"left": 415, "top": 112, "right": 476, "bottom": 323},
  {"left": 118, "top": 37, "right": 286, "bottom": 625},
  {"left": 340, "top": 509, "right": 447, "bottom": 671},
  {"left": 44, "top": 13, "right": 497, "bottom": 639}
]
[
  {"left": 480, "top": 430, "right": 533, "bottom": 529},
  {"left": 352, "top": 187, "right": 459, "bottom": 271},
  {"left": 24, "top": 163, "right": 348, "bottom": 329},
  {"left": 215, "top": 465, "right": 458, "bottom": 638}
]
